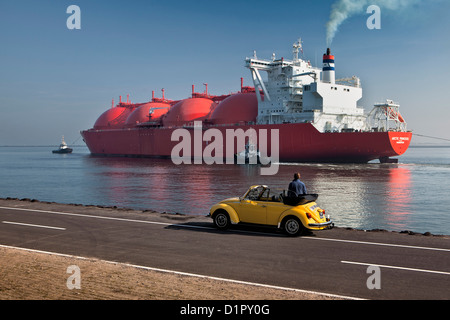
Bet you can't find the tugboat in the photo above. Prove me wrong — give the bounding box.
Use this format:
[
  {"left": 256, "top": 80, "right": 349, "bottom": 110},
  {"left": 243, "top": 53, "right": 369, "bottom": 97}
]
[
  {"left": 52, "top": 136, "right": 73, "bottom": 154},
  {"left": 234, "top": 142, "right": 270, "bottom": 164}
]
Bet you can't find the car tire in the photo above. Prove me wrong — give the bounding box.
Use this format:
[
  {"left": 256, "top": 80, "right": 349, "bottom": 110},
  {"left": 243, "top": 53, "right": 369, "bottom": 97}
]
[
  {"left": 282, "top": 216, "right": 305, "bottom": 237},
  {"left": 213, "top": 210, "right": 230, "bottom": 230}
]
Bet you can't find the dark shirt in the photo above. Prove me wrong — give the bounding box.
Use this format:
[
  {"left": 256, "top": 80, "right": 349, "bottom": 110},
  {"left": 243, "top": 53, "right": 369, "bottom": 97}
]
[{"left": 288, "top": 179, "right": 307, "bottom": 197}]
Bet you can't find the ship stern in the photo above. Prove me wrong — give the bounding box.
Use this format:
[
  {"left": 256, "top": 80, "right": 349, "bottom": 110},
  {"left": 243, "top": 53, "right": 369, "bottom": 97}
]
[{"left": 388, "top": 131, "right": 412, "bottom": 157}]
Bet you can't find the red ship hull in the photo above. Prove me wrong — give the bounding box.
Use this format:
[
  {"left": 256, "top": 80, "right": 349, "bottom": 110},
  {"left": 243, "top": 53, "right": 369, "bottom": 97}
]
[{"left": 81, "top": 123, "right": 412, "bottom": 163}]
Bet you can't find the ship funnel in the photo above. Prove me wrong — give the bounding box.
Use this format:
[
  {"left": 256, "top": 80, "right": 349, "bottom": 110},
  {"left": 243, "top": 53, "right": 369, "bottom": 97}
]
[{"left": 322, "top": 48, "right": 335, "bottom": 84}]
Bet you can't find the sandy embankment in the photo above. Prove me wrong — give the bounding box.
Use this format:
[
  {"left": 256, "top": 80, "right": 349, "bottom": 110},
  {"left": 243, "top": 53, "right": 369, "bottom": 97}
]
[{"left": 0, "top": 246, "right": 338, "bottom": 300}]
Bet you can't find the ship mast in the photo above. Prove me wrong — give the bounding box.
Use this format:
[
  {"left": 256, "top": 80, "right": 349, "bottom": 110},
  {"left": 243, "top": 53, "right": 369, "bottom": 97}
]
[{"left": 292, "top": 38, "right": 303, "bottom": 62}]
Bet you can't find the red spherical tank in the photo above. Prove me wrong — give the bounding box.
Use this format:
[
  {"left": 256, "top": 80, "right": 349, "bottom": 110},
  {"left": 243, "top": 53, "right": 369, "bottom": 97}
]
[
  {"left": 162, "top": 98, "right": 216, "bottom": 127},
  {"left": 93, "top": 106, "right": 135, "bottom": 130},
  {"left": 125, "top": 102, "right": 170, "bottom": 127},
  {"left": 210, "top": 93, "right": 258, "bottom": 125}
]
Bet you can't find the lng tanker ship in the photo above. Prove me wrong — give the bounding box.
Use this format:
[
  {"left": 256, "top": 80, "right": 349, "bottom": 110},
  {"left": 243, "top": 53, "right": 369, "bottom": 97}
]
[{"left": 81, "top": 40, "right": 411, "bottom": 163}]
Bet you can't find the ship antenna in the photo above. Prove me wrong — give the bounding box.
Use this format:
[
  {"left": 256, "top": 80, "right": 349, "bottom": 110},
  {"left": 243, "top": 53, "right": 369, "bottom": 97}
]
[{"left": 293, "top": 38, "right": 303, "bottom": 62}]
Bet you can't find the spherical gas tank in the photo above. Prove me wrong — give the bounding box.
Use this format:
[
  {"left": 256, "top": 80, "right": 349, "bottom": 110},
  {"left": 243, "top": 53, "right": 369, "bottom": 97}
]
[
  {"left": 125, "top": 102, "right": 170, "bottom": 127},
  {"left": 162, "top": 98, "right": 215, "bottom": 127},
  {"left": 93, "top": 106, "right": 135, "bottom": 130},
  {"left": 210, "top": 93, "right": 257, "bottom": 125}
]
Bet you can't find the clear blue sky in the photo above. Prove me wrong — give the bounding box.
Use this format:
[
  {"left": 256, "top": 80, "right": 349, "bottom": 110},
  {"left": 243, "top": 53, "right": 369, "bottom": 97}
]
[{"left": 1, "top": 0, "right": 449, "bottom": 145}]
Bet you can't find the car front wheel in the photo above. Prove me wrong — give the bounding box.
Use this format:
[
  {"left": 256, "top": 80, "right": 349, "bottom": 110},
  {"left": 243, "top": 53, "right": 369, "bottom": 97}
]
[
  {"left": 283, "top": 217, "right": 305, "bottom": 237},
  {"left": 213, "top": 211, "right": 230, "bottom": 230}
]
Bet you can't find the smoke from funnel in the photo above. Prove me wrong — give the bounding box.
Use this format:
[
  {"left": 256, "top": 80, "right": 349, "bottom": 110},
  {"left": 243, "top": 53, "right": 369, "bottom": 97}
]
[{"left": 326, "top": 0, "right": 423, "bottom": 47}]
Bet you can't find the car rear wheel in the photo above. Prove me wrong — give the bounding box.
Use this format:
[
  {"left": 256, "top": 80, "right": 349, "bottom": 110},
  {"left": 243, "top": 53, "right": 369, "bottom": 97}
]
[
  {"left": 283, "top": 217, "right": 305, "bottom": 237},
  {"left": 213, "top": 211, "right": 230, "bottom": 230}
]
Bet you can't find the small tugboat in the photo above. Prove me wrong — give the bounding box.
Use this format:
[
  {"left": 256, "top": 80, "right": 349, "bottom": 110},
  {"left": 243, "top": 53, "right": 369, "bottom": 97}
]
[
  {"left": 52, "top": 136, "right": 73, "bottom": 154},
  {"left": 234, "top": 142, "right": 270, "bottom": 164}
]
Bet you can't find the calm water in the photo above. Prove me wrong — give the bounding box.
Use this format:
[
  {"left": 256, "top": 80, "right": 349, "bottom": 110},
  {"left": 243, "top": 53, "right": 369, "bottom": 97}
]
[{"left": 0, "top": 145, "right": 449, "bottom": 235}]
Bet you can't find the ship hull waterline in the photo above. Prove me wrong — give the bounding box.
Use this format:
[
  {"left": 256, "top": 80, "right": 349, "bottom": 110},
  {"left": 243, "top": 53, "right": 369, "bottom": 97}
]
[{"left": 81, "top": 123, "right": 412, "bottom": 163}]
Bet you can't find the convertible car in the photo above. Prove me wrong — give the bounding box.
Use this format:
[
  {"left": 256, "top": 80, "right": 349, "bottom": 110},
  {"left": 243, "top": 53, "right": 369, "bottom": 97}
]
[{"left": 209, "top": 185, "right": 333, "bottom": 236}]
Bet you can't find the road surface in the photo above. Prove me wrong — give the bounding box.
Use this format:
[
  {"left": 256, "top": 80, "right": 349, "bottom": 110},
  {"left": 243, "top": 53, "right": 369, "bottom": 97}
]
[{"left": 0, "top": 199, "right": 449, "bottom": 300}]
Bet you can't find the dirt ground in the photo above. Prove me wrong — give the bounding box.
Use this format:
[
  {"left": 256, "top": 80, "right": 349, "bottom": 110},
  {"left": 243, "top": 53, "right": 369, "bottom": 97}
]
[{"left": 0, "top": 246, "right": 340, "bottom": 300}]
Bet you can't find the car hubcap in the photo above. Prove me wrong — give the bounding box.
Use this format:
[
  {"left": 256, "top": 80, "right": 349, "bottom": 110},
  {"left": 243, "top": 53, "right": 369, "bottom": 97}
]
[
  {"left": 216, "top": 214, "right": 227, "bottom": 227},
  {"left": 286, "top": 219, "right": 299, "bottom": 234}
]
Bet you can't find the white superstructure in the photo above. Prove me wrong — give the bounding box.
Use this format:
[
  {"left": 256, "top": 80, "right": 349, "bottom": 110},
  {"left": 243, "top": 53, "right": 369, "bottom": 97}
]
[{"left": 245, "top": 39, "right": 406, "bottom": 133}]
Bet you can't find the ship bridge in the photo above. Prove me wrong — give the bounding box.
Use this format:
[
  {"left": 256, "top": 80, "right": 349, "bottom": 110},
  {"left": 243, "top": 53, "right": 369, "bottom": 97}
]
[{"left": 246, "top": 39, "right": 370, "bottom": 133}]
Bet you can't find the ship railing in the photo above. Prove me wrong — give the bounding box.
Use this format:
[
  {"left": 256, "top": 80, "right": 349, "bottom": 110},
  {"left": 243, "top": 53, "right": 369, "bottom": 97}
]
[
  {"left": 366, "top": 103, "right": 408, "bottom": 132},
  {"left": 165, "top": 121, "right": 257, "bottom": 129}
]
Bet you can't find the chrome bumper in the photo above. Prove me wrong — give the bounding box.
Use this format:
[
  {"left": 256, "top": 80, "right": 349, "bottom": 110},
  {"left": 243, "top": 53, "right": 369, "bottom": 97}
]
[{"left": 308, "top": 221, "right": 334, "bottom": 228}]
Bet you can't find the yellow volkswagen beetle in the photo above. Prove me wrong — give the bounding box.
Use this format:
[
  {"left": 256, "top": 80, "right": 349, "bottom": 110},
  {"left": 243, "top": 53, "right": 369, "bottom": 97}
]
[{"left": 209, "top": 185, "right": 333, "bottom": 236}]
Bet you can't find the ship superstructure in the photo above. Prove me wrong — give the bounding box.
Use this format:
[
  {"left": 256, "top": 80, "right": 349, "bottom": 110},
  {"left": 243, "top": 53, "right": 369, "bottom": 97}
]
[{"left": 247, "top": 40, "right": 398, "bottom": 134}]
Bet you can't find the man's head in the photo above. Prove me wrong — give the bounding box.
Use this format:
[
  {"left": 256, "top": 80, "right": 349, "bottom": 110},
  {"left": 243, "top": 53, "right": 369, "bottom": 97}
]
[{"left": 294, "top": 172, "right": 300, "bottom": 180}]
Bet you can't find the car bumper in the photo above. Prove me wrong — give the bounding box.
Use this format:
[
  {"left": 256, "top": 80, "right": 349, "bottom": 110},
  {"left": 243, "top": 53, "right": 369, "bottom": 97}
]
[{"left": 308, "top": 221, "right": 334, "bottom": 228}]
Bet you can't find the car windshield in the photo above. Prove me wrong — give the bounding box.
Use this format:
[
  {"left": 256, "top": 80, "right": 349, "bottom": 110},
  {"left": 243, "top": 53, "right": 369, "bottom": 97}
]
[
  {"left": 244, "top": 186, "right": 266, "bottom": 200},
  {"left": 243, "top": 186, "right": 284, "bottom": 202}
]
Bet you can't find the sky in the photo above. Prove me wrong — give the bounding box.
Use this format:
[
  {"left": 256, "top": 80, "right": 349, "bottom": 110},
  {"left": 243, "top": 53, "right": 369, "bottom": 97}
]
[{"left": 0, "top": 0, "right": 449, "bottom": 146}]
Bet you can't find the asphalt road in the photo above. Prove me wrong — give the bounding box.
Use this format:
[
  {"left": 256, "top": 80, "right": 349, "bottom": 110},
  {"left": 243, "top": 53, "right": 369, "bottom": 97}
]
[{"left": 0, "top": 199, "right": 449, "bottom": 300}]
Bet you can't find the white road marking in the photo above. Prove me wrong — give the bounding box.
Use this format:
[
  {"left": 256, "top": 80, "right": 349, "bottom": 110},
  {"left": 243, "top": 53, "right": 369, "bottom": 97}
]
[
  {"left": 341, "top": 260, "right": 450, "bottom": 276},
  {"left": 0, "top": 244, "right": 363, "bottom": 300},
  {"left": 304, "top": 235, "right": 450, "bottom": 252},
  {"left": 0, "top": 206, "right": 214, "bottom": 230},
  {"left": 2, "top": 220, "right": 66, "bottom": 231}
]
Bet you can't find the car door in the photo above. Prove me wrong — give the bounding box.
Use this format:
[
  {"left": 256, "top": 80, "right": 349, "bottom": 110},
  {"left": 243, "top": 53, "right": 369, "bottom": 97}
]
[
  {"left": 238, "top": 199, "right": 267, "bottom": 225},
  {"left": 265, "top": 201, "right": 289, "bottom": 226},
  {"left": 237, "top": 186, "right": 267, "bottom": 225}
]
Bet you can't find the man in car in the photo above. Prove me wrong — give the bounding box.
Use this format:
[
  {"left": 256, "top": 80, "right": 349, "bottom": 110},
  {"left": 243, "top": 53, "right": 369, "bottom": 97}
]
[{"left": 288, "top": 172, "right": 307, "bottom": 197}]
